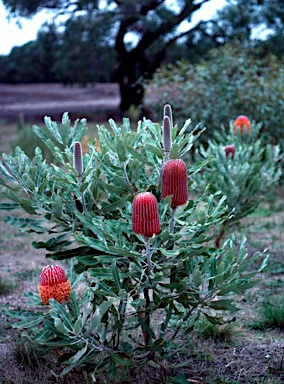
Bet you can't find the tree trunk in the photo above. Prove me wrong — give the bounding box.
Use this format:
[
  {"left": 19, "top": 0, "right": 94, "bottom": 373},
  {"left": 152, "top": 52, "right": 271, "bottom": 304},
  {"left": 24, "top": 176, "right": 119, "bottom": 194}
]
[{"left": 115, "top": 53, "right": 146, "bottom": 112}]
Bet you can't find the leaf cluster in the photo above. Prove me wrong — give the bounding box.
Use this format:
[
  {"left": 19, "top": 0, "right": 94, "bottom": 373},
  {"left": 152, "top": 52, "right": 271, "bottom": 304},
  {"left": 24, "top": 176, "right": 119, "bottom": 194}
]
[{"left": 193, "top": 120, "right": 282, "bottom": 243}]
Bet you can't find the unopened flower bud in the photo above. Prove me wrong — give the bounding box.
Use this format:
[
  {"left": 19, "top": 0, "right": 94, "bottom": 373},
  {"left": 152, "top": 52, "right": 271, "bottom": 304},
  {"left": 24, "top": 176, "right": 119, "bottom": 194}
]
[
  {"left": 225, "top": 145, "right": 236, "bottom": 159},
  {"left": 233, "top": 115, "right": 250, "bottom": 135},
  {"left": 161, "top": 159, "right": 188, "bottom": 208},
  {"left": 73, "top": 141, "right": 83, "bottom": 175},
  {"left": 39, "top": 265, "right": 71, "bottom": 305},
  {"left": 132, "top": 192, "right": 160, "bottom": 238},
  {"left": 163, "top": 104, "right": 173, "bottom": 129},
  {"left": 163, "top": 115, "right": 172, "bottom": 152}
]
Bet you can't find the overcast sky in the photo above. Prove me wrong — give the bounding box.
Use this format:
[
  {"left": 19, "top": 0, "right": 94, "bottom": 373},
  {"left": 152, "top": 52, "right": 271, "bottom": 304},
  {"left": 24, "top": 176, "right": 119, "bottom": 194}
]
[{"left": 0, "top": 0, "right": 227, "bottom": 56}]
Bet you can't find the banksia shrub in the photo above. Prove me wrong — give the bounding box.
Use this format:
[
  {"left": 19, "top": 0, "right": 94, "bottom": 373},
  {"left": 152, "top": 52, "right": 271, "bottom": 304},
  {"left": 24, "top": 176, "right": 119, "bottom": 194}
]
[
  {"left": 233, "top": 115, "right": 251, "bottom": 135},
  {"left": 38, "top": 265, "right": 71, "bottom": 305},
  {"left": 194, "top": 119, "right": 282, "bottom": 247},
  {"left": 1, "top": 111, "right": 269, "bottom": 382},
  {"left": 132, "top": 192, "right": 160, "bottom": 238},
  {"left": 161, "top": 159, "right": 188, "bottom": 208},
  {"left": 225, "top": 145, "right": 236, "bottom": 159}
]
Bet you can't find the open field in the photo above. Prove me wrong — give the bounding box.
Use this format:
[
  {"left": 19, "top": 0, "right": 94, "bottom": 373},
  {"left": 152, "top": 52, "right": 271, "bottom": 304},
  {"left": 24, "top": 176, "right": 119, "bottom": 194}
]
[
  {"left": 0, "top": 85, "right": 284, "bottom": 383},
  {"left": 0, "top": 83, "right": 120, "bottom": 124}
]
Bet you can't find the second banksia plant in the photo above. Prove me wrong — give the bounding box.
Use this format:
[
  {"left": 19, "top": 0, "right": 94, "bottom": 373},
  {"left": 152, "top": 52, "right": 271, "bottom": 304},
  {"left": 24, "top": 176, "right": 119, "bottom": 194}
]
[
  {"left": 194, "top": 117, "right": 282, "bottom": 247},
  {"left": 1, "top": 110, "right": 268, "bottom": 382}
]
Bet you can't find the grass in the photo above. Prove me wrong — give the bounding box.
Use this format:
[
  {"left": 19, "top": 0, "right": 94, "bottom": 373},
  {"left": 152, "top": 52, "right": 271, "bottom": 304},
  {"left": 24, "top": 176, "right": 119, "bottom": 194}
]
[
  {"left": 196, "top": 317, "right": 242, "bottom": 343},
  {"left": 261, "top": 299, "right": 284, "bottom": 329},
  {"left": 0, "top": 274, "right": 16, "bottom": 294}
]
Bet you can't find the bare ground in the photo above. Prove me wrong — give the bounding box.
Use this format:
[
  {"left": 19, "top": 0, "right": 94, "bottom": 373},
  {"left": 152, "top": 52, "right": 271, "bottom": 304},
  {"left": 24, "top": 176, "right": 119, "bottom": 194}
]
[{"left": 0, "top": 83, "right": 121, "bottom": 124}]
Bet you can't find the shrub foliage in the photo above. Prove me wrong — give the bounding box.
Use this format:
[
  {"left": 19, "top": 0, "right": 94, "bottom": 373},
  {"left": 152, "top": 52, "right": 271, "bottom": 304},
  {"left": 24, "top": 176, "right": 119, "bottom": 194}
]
[
  {"left": 193, "top": 119, "right": 282, "bottom": 247},
  {"left": 148, "top": 44, "right": 284, "bottom": 148}
]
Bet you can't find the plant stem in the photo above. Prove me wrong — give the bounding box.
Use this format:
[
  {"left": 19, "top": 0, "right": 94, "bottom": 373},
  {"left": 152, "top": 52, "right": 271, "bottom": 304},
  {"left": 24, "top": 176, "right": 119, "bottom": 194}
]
[
  {"left": 122, "top": 162, "right": 136, "bottom": 194},
  {"left": 170, "top": 306, "right": 196, "bottom": 341},
  {"left": 144, "top": 237, "right": 152, "bottom": 275},
  {"left": 143, "top": 238, "right": 152, "bottom": 346},
  {"left": 170, "top": 207, "right": 177, "bottom": 234}
]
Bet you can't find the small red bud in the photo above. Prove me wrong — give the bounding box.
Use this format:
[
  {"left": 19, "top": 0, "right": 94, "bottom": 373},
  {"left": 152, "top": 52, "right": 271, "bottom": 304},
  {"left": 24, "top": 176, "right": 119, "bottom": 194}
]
[
  {"left": 161, "top": 159, "right": 188, "bottom": 208},
  {"left": 39, "top": 265, "right": 71, "bottom": 305},
  {"left": 132, "top": 192, "right": 160, "bottom": 238},
  {"left": 225, "top": 145, "right": 236, "bottom": 159},
  {"left": 233, "top": 115, "right": 250, "bottom": 135}
]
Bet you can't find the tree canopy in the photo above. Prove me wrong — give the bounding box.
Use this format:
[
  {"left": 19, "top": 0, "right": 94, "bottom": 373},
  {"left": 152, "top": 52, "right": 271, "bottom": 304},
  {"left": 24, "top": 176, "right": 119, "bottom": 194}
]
[{"left": 2, "top": 0, "right": 284, "bottom": 111}]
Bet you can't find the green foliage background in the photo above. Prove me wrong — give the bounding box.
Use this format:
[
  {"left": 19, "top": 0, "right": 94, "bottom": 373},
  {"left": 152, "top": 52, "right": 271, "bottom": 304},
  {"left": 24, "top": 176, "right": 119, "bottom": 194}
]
[{"left": 148, "top": 44, "right": 284, "bottom": 149}]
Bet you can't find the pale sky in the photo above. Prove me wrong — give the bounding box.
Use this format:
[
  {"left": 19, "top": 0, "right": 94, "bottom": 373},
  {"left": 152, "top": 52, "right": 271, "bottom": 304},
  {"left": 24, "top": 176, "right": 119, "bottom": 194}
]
[{"left": 0, "top": 0, "right": 227, "bottom": 56}]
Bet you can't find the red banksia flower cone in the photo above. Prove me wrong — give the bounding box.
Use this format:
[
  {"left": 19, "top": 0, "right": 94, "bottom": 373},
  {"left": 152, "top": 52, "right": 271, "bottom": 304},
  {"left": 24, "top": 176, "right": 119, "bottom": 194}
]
[
  {"left": 161, "top": 159, "right": 188, "bottom": 208},
  {"left": 225, "top": 145, "right": 236, "bottom": 159},
  {"left": 39, "top": 265, "right": 71, "bottom": 305},
  {"left": 132, "top": 192, "right": 160, "bottom": 238},
  {"left": 233, "top": 115, "right": 251, "bottom": 135}
]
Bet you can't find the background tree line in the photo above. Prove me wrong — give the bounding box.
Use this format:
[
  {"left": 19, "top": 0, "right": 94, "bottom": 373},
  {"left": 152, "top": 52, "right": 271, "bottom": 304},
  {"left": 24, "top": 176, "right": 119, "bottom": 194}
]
[{"left": 0, "top": 0, "right": 284, "bottom": 112}]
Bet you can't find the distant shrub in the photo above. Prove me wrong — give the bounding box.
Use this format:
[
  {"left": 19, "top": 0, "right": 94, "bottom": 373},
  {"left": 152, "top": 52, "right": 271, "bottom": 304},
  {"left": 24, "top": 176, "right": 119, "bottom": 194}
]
[
  {"left": 193, "top": 118, "right": 282, "bottom": 247},
  {"left": 148, "top": 44, "right": 284, "bottom": 149}
]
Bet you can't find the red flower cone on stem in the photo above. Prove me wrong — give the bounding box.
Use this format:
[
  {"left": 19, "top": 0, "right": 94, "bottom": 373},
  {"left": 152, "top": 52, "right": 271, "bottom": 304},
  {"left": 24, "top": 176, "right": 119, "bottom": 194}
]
[
  {"left": 39, "top": 265, "right": 71, "bottom": 305},
  {"left": 161, "top": 159, "right": 188, "bottom": 208},
  {"left": 225, "top": 145, "right": 236, "bottom": 159},
  {"left": 233, "top": 115, "right": 251, "bottom": 135},
  {"left": 132, "top": 192, "right": 160, "bottom": 238}
]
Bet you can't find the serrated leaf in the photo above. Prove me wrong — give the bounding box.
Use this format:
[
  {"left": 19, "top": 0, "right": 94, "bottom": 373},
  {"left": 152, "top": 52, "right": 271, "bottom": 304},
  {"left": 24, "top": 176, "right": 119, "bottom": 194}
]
[
  {"left": 44, "top": 116, "right": 64, "bottom": 144},
  {"left": 209, "top": 299, "right": 240, "bottom": 312},
  {"left": 12, "top": 315, "right": 46, "bottom": 329},
  {"left": 125, "top": 145, "right": 152, "bottom": 166},
  {"left": 144, "top": 144, "right": 164, "bottom": 158},
  {"left": 115, "top": 135, "right": 127, "bottom": 162},
  {"left": 67, "top": 344, "right": 89, "bottom": 365},
  {"left": 193, "top": 266, "right": 202, "bottom": 286},
  {"left": 169, "top": 143, "right": 179, "bottom": 159},
  {"left": 54, "top": 318, "right": 70, "bottom": 336},
  {"left": 215, "top": 261, "right": 225, "bottom": 285},
  {"left": 4, "top": 216, "right": 49, "bottom": 233},
  {"left": 137, "top": 317, "right": 156, "bottom": 339},
  {"left": 53, "top": 194, "right": 62, "bottom": 218},
  {"left": 22, "top": 173, "right": 35, "bottom": 191},
  {"left": 0, "top": 202, "right": 21, "bottom": 210},
  {"left": 112, "top": 259, "right": 121, "bottom": 290},
  {"left": 111, "top": 354, "right": 134, "bottom": 367},
  {"left": 49, "top": 299, "right": 73, "bottom": 330}
]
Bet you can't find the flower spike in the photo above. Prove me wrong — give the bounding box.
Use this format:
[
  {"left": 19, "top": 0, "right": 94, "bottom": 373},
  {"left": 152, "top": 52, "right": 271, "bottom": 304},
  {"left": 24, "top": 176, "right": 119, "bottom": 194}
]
[
  {"left": 161, "top": 159, "right": 188, "bottom": 208},
  {"left": 233, "top": 115, "right": 250, "bottom": 135},
  {"left": 132, "top": 192, "right": 160, "bottom": 238},
  {"left": 39, "top": 265, "right": 71, "bottom": 305}
]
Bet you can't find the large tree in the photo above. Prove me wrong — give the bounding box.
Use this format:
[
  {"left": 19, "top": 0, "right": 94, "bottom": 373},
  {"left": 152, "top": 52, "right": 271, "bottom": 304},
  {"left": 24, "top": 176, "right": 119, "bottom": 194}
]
[{"left": 2, "top": 0, "right": 220, "bottom": 112}]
